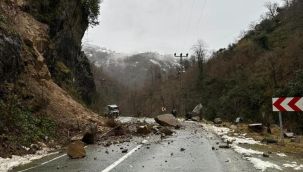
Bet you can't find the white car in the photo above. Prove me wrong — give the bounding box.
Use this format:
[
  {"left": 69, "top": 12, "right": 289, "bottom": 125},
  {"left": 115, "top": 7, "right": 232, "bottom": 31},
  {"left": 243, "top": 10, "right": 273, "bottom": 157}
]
[{"left": 104, "top": 104, "right": 120, "bottom": 118}]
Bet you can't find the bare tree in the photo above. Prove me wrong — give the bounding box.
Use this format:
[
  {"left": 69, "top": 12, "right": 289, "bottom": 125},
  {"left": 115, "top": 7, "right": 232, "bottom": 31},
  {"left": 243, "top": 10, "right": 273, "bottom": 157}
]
[
  {"left": 283, "top": 0, "right": 292, "bottom": 7},
  {"left": 192, "top": 40, "right": 207, "bottom": 81},
  {"left": 265, "top": 1, "right": 279, "bottom": 19}
]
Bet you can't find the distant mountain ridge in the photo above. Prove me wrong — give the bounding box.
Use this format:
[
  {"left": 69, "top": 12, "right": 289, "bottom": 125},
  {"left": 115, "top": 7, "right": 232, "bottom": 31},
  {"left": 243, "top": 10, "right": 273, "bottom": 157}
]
[{"left": 83, "top": 44, "right": 180, "bottom": 89}]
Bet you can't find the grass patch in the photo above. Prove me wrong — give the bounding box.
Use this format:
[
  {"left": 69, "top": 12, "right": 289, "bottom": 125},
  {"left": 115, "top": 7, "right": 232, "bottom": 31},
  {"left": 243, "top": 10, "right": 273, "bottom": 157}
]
[{"left": 0, "top": 95, "right": 56, "bottom": 146}]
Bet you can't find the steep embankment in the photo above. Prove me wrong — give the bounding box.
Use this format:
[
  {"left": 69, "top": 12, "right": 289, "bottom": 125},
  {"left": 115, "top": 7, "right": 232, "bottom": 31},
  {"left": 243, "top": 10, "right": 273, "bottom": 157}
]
[{"left": 0, "top": 0, "right": 103, "bottom": 157}]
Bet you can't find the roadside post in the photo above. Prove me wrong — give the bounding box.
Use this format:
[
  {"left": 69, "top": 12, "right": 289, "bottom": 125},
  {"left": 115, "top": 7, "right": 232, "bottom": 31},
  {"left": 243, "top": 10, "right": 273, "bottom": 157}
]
[{"left": 272, "top": 97, "right": 303, "bottom": 143}]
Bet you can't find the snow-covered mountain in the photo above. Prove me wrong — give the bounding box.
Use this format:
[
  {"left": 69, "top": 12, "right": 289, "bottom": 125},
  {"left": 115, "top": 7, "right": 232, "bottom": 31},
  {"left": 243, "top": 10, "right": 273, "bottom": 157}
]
[{"left": 83, "top": 44, "right": 180, "bottom": 89}]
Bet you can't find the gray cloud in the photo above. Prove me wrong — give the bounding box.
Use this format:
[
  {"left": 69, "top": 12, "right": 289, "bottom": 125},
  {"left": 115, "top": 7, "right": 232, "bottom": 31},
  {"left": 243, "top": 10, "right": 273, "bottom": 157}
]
[{"left": 84, "top": 0, "right": 283, "bottom": 54}]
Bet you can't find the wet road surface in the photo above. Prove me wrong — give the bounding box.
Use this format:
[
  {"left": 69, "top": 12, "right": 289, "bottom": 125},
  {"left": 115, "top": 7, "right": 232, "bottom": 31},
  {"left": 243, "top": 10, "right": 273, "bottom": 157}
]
[{"left": 13, "top": 120, "right": 257, "bottom": 172}]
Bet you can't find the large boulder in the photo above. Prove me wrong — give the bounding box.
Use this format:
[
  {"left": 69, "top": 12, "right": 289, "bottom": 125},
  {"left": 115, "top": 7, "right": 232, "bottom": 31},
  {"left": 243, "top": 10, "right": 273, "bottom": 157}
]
[
  {"left": 82, "top": 123, "right": 97, "bottom": 144},
  {"left": 155, "top": 114, "right": 181, "bottom": 127},
  {"left": 67, "top": 141, "right": 86, "bottom": 159}
]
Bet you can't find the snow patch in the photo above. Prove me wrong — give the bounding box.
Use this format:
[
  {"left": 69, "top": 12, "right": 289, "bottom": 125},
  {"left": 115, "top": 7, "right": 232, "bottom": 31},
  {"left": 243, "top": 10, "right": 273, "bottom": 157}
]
[
  {"left": 0, "top": 148, "right": 57, "bottom": 172},
  {"left": 232, "top": 145, "right": 263, "bottom": 156},
  {"left": 222, "top": 135, "right": 261, "bottom": 145},
  {"left": 247, "top": 157, "right": 282, "bottom": 171},
  {"left": 202, "top": 124, "right": 230, "bottom": 136},
  {"left": 276, "top": 153, "right": 287, "bottom": 157},
  {"left": 283, "top": 162, "right": 303, "bottom": 170},
  {"left": 149, "top": 59, "right": 161, "bottom": 66}
]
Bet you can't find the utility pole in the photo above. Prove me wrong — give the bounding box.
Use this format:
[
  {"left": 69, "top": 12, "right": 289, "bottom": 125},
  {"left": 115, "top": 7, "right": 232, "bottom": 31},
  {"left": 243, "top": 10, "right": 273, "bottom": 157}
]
[{"left": 174, "top": 53, "right": 189, "bottom": 116}]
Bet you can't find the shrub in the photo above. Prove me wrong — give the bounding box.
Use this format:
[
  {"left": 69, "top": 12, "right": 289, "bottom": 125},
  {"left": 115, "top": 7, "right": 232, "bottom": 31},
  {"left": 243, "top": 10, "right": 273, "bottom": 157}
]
[
  {"left": 0, "top": 95, "right": 56, "bottom": 146},
  {"left": 81, "top": 0, "right": 102, "bottom": 26}
]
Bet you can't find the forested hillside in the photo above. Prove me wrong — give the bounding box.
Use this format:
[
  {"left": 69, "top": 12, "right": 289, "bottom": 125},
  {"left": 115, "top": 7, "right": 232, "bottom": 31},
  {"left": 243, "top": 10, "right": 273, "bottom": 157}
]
[{"left": 179, "top": 0, "right": 303, "bottom": 132}]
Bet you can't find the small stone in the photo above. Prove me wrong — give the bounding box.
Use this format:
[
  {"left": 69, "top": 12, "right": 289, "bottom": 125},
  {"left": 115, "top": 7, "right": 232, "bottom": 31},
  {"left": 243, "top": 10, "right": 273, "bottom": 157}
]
[
  {"left": 165, "top": 160, "right": 167, "bottom": 163},
  {"left": 122, "top": 149, "right": 128, "bottom": 153},
  {"left": 57, "top": 166, "right": 60, "bottom": 169},
  {"left": 94, "top": 157, "right": 97, "bottom": 160},
  {"left": 263, "top": 153, "right": 269, "bottom": 158},
  {"left": 219, "top": 144, "right": 231, "bottom": 149},
  {"left": 170, "top": 153, "right": 173, "bottom": 156},
  {"left": 146, "top": 146, "right": 150, "bottom": 149},
  {"left": 105, "top": 150, "right": 109, "bottom": 154},
  {"left": 180, "top": 148, "right": 185, "bottom": 151},
  {"left": 212, "top": 146, "right": 215, "bottom": 150}
]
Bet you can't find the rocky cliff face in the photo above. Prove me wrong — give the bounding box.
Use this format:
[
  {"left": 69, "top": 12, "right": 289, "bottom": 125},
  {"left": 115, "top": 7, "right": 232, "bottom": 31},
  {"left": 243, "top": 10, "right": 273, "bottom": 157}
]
[
  {"left": 23, "top": 0, "right": 96, "bottom": 105},
  {"left": 1, "top": 0, "right": 96, "bottom": 104},
  {"left": 0, "top": 0, "right": 102, "bottom": 154}
]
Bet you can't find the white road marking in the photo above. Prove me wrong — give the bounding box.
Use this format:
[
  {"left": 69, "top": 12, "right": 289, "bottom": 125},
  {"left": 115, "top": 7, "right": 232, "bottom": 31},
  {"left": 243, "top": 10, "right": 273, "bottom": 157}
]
[
  {"left": 19, "top": 146, "right": 88, "bottom": 172},
  {"left": 101, "top": 144, "right": 142, "bottom": 172}
]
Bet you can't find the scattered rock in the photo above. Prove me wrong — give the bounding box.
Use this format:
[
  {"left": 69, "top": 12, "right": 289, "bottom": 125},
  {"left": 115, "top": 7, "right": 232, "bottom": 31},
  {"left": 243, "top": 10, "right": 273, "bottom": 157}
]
[
  {"left": 212, "top": 146, "right": 215, "bottom": 150},
  {"left": 122, "top": 149, "right": 128, "bottom": 153},
  {"left": 146, "top": 146, "right": 150, "bottom": 149},
  {"left": 219, "top": 144, "right": 231, "bottom": 149},
  {"left": 191, "top": 116, "right": 201, "bottom": 122},
  {"left": 170, "top": 153, "right": 173, "bottom": 156},
  {"left": 94, "top": 157, "right": 97, "bottom": 160},
  {"left": 29, "top": 144, "right": 40, "bottom": 153},
  {"left": 142, "top": 140, "right": 149, "bottom": 144},
  {"left": 263, "top": 153, "right": 269, "bottom": 158},
  {"left": 70, "top": 134, "right": 83, "bottom": 142},
  {"left": 105, "top": 150, "right": 109, "bottom": 154},
  {"left": 180, "top": 148, "right": 185, "bottom": 151},
  {"left": 136, "top": 125, "right": 152, "bottom": 135},
  {"left": 165, "top": 160, "right": 167, "bottom": 163},
  {"left": 214, "top": 118, "right": 222, "bottom": 124},
  {"left": 67, "top": 141, "right": 86, "bottom": 159},
  {"left": 154, "top": 114, "right": 181, "bottom": 127},
  {"left": 230, "top": 125, "right": 237, "bottom": 130},
  {"left": 159, "top": 127, "right": 173, "bottom": 136},
  {"left": 248, "top": 123, "right": 263, "bottom": 133},
  {"left": 284, "top": 132, "right": 295, "bottom": 138},
  {"left": 105, "top": 142, "right": 111, "bottom": 147}
]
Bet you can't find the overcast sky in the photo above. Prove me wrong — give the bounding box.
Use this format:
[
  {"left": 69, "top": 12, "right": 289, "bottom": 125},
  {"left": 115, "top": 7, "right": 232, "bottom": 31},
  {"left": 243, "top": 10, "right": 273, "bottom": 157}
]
[{"left": 83, "top": 0, "right": 283, "bottom": 54}]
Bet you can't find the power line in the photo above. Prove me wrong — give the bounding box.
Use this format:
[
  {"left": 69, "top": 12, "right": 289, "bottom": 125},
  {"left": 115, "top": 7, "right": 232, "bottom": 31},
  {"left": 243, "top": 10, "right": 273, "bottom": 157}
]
[
  {"left": 194, "top": 0, "right": 208, "bottom": 39},
  {"left": 182, "top": 0, "right": 197, "bottom": 50}
]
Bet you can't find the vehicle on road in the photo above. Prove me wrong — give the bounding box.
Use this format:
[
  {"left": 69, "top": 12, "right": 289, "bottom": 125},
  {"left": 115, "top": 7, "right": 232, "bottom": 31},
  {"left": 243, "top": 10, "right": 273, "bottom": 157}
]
[{"left": 104, "top": 104, "right": 120, "bottom": 118}]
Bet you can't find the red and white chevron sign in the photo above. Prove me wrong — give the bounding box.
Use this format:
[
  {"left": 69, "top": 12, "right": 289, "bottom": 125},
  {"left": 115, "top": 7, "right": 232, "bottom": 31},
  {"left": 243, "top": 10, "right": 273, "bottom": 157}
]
[{"left": 272, "top": 97, "right": 303, "bottom": 112}]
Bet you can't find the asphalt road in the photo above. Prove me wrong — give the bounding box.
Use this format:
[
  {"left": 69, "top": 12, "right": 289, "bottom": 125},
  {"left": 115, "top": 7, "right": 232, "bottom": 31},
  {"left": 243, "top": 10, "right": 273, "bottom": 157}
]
[{"left": 13, "top": 120, "right": 257, "bottom": 172}]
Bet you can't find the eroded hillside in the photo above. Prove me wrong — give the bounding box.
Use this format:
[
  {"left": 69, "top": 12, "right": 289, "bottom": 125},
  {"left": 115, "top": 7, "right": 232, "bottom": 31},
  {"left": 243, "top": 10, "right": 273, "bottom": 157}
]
[{"left": 0, "top": 0, "right": 104, "bottom": 157}]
